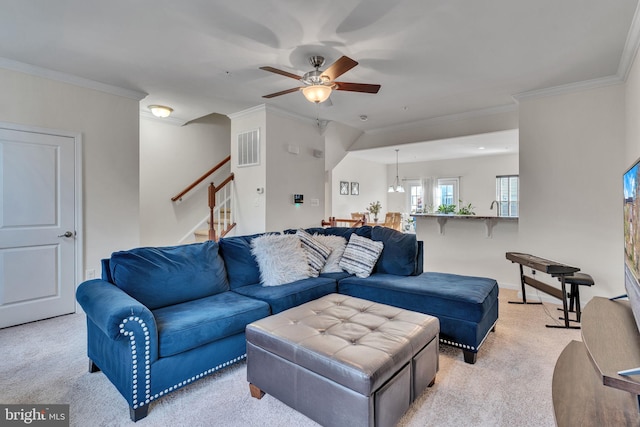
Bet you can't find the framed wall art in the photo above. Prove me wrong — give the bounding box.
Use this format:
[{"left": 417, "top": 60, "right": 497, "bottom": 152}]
[
  {"left": 340, "top": 181, "right": 350, "bottom": 195},
  {"left": 351, "top": 182, "right": 359, "bottom": 195}
]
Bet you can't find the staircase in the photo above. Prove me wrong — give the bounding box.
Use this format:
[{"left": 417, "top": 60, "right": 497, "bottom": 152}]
[
  {"left": 172, "top": 155, "right": 236, "bottom": 242},
  {"left": 194, "top": 208, "right": 232, "bottom": 242}
]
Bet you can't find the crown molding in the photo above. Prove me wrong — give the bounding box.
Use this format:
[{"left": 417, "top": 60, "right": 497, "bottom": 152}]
[
  {"left": 227, "top": 103, "right": 321, "bottom": 127},
  {"left": 514, "top": 3, "right": 640, "bottom": 102},
  {"left": 227, "top": 104, "right": 266, "bottom": 120},
  {"left": 367, "top": 103, "right": 518, "bottom": 135},
  {"left": 618, "top": 0, "right": 640, "bottom": 81},
  {"left": 512, "top": 74, "right": 624, "bottom": 102},
  {"left": 0, "top": 57, "right": 147, "bottom": 101}
]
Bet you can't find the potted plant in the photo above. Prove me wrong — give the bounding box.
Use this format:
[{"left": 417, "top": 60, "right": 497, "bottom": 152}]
[
  {"left": 437, "top": 204, "right": 457, "bottom": 215},
  {"left": 457, "top": 201, "right": 476, "bottom": 216},
  {"left": 367, "top": 201, "right": 382, "bottom": 222}
]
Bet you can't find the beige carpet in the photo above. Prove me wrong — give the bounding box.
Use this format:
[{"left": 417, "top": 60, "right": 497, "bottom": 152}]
[{"left": 1, "top": 289, "right": 580, "bottom": 426}]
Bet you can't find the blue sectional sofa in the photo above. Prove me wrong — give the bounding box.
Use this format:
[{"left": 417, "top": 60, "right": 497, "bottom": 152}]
[{"left": 76, "top": 225, "right": 498, "bottom": 421}]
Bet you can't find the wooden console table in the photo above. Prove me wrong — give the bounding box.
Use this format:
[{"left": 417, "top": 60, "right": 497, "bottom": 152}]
[
  {"left": 505, "top": 252, "right": 580, "bottom": 328},
  {"left": 553, "top": 297, "right": 640, "bottom": 426}
]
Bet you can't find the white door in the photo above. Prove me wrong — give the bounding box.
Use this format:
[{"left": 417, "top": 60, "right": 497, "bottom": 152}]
[{"left": 0, "top": 126, "right": 77, "bottom": 328}]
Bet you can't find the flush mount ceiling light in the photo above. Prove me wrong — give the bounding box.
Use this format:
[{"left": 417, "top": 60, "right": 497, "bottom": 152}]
[
  {"left": 148, "top": 105, "right": 173, "bottom": 118},
  {"left": 388, "top": 149, "right": 405, "bottom": 193}
]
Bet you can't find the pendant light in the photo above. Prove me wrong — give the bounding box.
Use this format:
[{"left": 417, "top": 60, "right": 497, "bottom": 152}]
[{"left": 388, "top": 149, "right": 405, "bottom": 193}]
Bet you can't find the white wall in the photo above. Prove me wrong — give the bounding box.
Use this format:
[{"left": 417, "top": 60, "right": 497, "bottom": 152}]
[
  {"left": 331, "top": 155, "right": 388, "bottom": 220},
  {"left": 388, "top": 153, "right": 519, "bottom": 215},
  {"left": 139, "top": 113, "right": 230, "bottom": 246},
  {"left": 405, "top": 153, "right": 520, "bottom": 286},
  {"left": 230, "top": 105, "right": 325, "bottom": 233},
  {"left": 626, "top": 42, "right": 640, "bottom": 162},
  {"left": 265, "top": 109, "right": 325, "bottom": 231},
  {"left": 229, "top": 106, "right": 267, "bottom": 235},
  {"left": 415, "top": 216, "right": 519, "bottom": 286},
  {"left": 0, "top": 68, "right": 140, "bottom": 278},
  {"left": 323, "top": 121, "right": 363, "bottom": 218},
  {"left": 518, "top": 84, "right": 626, "bottom": 300}
]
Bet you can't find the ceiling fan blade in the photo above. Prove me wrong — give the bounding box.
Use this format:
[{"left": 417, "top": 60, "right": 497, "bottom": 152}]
[
  {"left": 334, "top": 82, "right": 381, "bottom": 94},
  {"left": 259, "top": 66, "right": 302, "bottom": 80},
  {"left": 322, "top": 56, "right": 358, "bottom": 81},
  {"left": 262, "top": 87, "right": 301, "bottom": 98}
]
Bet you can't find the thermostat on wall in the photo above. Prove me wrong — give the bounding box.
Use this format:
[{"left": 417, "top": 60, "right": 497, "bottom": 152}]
[{"left": 293, "top": 194, "right": 304, "bottom": 205}]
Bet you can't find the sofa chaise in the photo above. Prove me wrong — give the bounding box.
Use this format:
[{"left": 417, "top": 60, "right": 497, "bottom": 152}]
[{"left": 76, "top": 225, "right": 498, "bottom": 421}]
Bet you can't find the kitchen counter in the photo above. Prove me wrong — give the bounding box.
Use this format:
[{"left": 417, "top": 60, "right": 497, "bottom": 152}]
[{"left": 412, "top": 214, "right": 518, "bottom": 237}]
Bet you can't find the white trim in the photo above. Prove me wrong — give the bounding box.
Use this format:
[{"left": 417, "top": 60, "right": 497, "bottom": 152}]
[
  {"left": 178, "top": 215, "right": 209, "bottom": 245},
  {"left": 514, "top": 3, "right": 640, "bottom": 102},
  {"left": 228, "top": 104, "right": 266, "bottom": 120},
  {"left": 0, "top": 121, "right": 83, "bottom": 313},
  {"left": 227, "top": 103, "right": 318, "bottom": 126},
  {"left": 618, "top": 1, "right": 640, "bottom": 81},
  {"left": 366, "top": 103, "right": 518, "bottom": 135},
  {"left": 512, "top": 75, "right": 623, "bottom": 102},
  {"left": 0, "top": 57, "right": 147, "bottom": 101}
]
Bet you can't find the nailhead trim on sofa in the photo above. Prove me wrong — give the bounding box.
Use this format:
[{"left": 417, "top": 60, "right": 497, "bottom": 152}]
[{"left": 119, "top": 315, "right": 246, "bottom": 410}]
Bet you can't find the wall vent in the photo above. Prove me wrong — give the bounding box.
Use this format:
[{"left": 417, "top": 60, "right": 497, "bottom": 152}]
[{"left": 237, "top": 129, "right": 259, "bottom": 167}]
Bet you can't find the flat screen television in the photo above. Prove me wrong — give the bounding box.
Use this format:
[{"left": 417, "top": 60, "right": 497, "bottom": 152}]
[{"left": 623, "top": 158, "right": 640, "bottom": 375}]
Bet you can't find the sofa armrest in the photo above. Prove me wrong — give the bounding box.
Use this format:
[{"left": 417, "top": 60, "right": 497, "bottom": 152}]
[
  {"left": 414, "top": 241, "right": 424, "bottom": 275},
  {"left": 76, "top": 279, "right": 157, "bottom": 341}
]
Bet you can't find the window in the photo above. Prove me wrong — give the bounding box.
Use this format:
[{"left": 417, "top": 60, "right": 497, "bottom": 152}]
[
  {"left": 409, "top": 182, "right": 423, "bottom": 213},
  {"left": 496, "top": 175, "right": 519, "bottom": 217},
  {"left": 436, "top": 178, "right": 459, "bottom": 209}
]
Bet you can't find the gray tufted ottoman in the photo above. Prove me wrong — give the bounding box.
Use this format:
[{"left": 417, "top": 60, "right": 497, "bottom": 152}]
[{"left": 246, "top": 293, "right": 439, "bottom": 427}]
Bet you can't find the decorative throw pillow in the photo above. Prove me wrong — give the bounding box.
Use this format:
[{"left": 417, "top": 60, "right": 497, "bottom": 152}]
[
  {"left": 313, "top": 234, "right": 347, "bottom": 273},
  {"left": 251, "top": 234, "right": 311, "bottom": 286},
  {"left": 296, "top": 229, "right": 331, "bottom": 277},
  {"left": 339, "top": 234, "right": 384, "bottom": 278}
]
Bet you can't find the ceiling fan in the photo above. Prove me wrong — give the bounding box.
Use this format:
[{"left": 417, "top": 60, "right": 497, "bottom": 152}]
[{"left": 260, "top": 55, "right": 381, "bottom": 104}]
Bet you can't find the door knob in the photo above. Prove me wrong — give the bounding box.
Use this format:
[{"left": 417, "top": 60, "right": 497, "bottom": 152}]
[{"left": 58, "top": 231, "right": 74, "bottom": 238}]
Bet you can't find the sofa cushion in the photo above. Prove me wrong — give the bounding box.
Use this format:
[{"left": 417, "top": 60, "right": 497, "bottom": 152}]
[
  {"left": 314, "top": 234, "right": 348, "bottom": 273},
  {"left": 339, "top": 234, "right": 384, "bottom": 278},
  {"left": 251, "top": 234, "right": 311, "bottom": 286},
  {"left": 219, "top": 233, "right": 265, "bottom": 289},
  {"left": 338, "top": 272, "right": 498, "bottom": 323},
  {"left": 372, "top": 226, "right": 418, "bottom": 276},
  {"left": 152, "top": 291, "right": 270, "bottom": 357},
  {"left": 232, "top": 276, "right": 337, "bottom": 314},
  {"left": 109, "top": 241, "right": 229, "bottom": 310},
  {"left": 296, "top": 229, "right": 331, "bottom": 276},
  {"left": 337, "top": 272, "right": 499, "bottom": 352},
  {"left": 319, "top": 271, "right": 354, "bottom": 281}
]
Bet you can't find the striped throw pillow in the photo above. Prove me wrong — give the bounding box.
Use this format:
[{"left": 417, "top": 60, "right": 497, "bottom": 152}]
[
  {"left": 296, "top": 229, "right": 331, "bottom": 277},
  {"left": 339, "top": 234, "right": 384, "bottom": 278}
]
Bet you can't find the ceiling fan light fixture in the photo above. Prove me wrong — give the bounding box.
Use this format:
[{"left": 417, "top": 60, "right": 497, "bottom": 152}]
[
  {"left": 302, "top": 84, "right": 332, "bottom": 104},
  {"left": 148, "top": 105, "right": 173, "bottom": 118}
]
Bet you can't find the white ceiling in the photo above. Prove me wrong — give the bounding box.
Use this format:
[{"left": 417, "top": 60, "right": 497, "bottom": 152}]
[
  {"left": 0, "top": 0, "right": 638, "bottom": 141},
  {"left": 349, "top": 129, "right": 519, "bottom": 164}
]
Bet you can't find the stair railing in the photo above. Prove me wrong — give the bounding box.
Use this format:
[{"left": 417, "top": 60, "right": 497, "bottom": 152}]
[
  {"left": 208, "top": 174, "right": 236, "bottom": 241},
  {"left": 171, "top": 155, "right": 231, "bottom": 202},
  {"left": 171, "top": 155, "right": 235, "bottom": 241}
]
